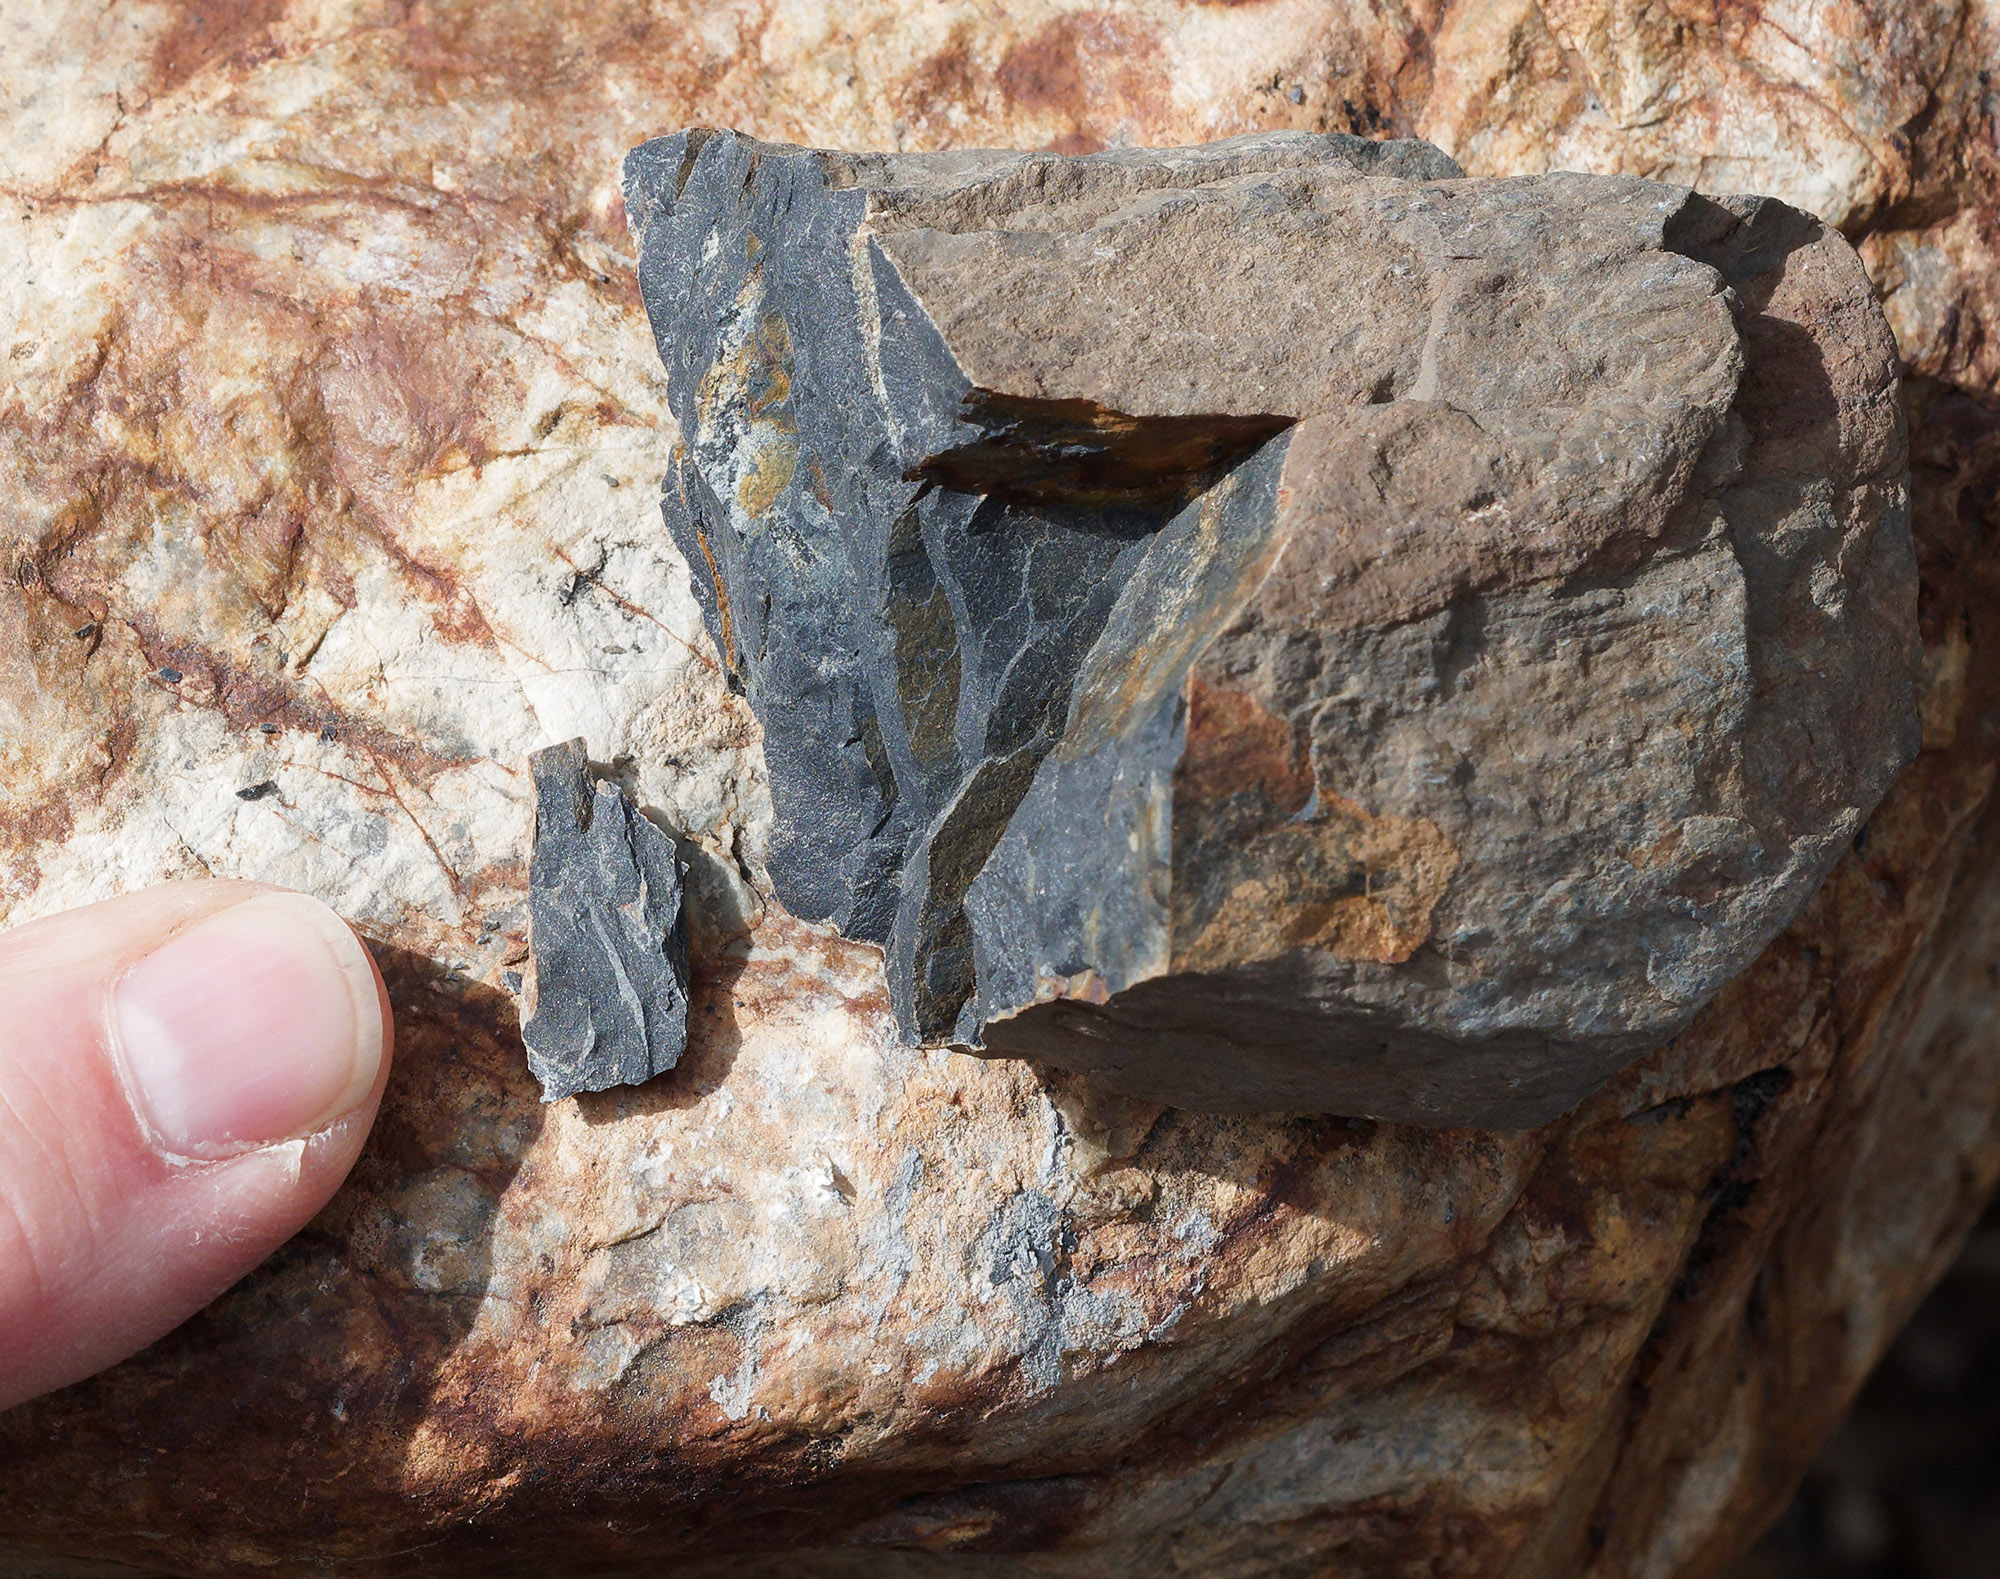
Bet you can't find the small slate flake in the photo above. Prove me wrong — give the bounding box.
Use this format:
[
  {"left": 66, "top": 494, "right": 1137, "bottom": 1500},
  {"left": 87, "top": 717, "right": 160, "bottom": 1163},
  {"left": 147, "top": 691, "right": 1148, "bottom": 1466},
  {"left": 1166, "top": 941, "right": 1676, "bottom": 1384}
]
[
  {"left": 236, "top": 780, "right": 278, "bottom": 801},
  {"left": 520, "top": 737, "right": 689, "bottom": 1102}
]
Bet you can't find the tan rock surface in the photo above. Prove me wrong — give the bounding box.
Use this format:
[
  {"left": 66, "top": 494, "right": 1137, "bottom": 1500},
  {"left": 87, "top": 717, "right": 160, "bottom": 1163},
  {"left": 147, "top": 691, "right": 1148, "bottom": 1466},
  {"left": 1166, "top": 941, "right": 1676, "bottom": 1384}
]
[{"left": 0, "top": 3, "right": 1996, "bottom": 1576}]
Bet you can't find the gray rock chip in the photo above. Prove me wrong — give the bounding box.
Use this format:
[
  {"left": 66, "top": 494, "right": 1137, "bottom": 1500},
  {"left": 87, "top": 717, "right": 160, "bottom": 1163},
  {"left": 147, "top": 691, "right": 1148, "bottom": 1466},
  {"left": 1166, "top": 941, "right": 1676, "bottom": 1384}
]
[
  {"left": 521, "top": 738, "right": 690, "bottom": 1101},
  {"left": 624, "top": 129, "right": 1919, "bottom": 1126}
]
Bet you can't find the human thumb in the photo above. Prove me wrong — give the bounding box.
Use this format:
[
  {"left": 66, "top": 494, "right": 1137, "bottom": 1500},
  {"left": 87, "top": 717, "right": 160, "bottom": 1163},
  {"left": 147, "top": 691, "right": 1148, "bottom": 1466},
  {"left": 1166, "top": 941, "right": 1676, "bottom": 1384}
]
[{"left": 0, "top": 880, "right": 391, "bottom": 1409}]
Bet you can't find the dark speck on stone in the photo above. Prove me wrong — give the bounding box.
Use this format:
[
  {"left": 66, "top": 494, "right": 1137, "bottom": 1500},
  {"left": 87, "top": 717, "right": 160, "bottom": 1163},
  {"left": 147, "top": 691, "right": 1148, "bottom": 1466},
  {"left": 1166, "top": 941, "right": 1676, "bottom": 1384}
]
[
  {"left": 519, "top": 737, "right": 690, "bottom": 1102},
  {"left": 259, "top": 722, "right": 280, "bottom": 734},
  {"left": 235, "top": 781, "right": 278, "bottom": 801},
  {"left": 71, "top": 621, "right": 96, "bottom": 640},
  {"left": 157, "top": 666, "right": 183, "bottom": 683}
]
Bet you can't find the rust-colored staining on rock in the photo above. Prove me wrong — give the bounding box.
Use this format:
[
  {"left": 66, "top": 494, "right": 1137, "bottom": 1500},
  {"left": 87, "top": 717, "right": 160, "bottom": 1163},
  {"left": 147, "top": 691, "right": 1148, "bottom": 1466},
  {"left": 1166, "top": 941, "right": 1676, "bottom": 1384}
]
[
  {"left": 1173, "top": 790, "right": 1463, "bottom": 970},
  {"left": 994, "top": 11, "right": 1171, "bottom": 151},
  {"left": 1173, "top": 677, "right": 1313, "bottom": 825},
  {"left": 146, "top": 0, "right": 291, "bottom": 101},
  {"left": 894, "top": 29, "right": 987, "bottom": 139},
  {"left": 0, "top": 578, "right": 116, "bottom": 878}
]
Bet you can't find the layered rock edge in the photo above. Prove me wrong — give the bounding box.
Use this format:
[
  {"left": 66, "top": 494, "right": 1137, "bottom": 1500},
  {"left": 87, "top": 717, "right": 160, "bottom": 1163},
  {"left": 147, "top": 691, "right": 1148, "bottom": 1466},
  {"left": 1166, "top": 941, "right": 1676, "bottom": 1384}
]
[
  {"left": 629, "top": 128, "right": 1921, "bottom": 1125},
  {"left": 520, "top": 737, "right": 690, "bottom": 1101}
]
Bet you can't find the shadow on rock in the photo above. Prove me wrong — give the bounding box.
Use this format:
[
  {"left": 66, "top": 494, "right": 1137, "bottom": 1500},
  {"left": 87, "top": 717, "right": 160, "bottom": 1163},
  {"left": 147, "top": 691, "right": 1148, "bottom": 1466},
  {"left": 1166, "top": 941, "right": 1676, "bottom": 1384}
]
[
  {"left": 0, "top": 941, "right": 546, "bottom": 1571},
  {"left": 572, "top": 943, "right": 752, "bottom": 1124}
]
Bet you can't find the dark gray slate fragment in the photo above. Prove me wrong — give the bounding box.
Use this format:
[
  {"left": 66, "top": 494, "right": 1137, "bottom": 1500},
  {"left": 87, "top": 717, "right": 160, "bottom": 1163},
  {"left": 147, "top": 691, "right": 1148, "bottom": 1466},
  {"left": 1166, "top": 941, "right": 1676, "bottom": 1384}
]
[{"left": 521, "top": 738, "right": 689, "bottom": 1102}]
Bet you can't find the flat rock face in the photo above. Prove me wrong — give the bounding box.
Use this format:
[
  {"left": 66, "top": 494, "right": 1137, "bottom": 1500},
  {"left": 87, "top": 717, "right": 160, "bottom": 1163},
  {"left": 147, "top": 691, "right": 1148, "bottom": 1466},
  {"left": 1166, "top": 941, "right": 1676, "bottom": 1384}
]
[
  {"left": 0, "top": 5, "right": 1997, "bottom": 1579},
  {"left": 635, "top": 129, "right": 1917, "bottom": 1124}
]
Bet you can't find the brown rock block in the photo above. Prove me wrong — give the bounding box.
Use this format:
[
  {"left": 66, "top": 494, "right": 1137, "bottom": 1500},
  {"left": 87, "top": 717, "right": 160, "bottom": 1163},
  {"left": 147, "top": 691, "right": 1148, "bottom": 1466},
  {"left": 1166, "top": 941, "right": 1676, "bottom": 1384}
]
[
  {"left": 0, "top": 4, "right": 1996, "bottom": 1578},
  {"left": 634, "top": 128, "right": 1917, "bottom": 1122}
]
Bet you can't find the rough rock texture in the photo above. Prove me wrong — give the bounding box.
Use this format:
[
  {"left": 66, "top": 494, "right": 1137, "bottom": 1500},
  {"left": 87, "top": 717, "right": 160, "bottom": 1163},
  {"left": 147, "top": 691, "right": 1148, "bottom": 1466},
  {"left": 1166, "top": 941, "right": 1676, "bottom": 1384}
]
[
  {"left": 520, "top": 737, "right": 688, "bottom": 1101},
  {"left": 0, "top": 5, "right": 1996, "bottom": 1579},
  {"left": 635, "top": 128, "right": 1917, "bottom": 1124}
]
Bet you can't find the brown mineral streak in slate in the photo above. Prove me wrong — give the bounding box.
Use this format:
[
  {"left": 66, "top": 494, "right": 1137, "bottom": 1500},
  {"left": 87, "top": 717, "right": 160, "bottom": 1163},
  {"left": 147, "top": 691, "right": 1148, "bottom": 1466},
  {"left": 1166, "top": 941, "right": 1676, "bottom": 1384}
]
[{"left": 1, "top": 4, "right": 1999, "bottom": 1578}]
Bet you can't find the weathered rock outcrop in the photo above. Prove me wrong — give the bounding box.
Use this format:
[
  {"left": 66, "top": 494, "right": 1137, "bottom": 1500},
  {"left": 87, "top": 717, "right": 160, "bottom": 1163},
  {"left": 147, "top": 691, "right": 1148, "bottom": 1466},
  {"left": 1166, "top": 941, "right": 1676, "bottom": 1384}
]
[
  {"left": 634, "top": 129, "right": 1917, "bottom": 1124},
  {"left": 0, "top": 5, "right": 1996, "bottom": 1579}
]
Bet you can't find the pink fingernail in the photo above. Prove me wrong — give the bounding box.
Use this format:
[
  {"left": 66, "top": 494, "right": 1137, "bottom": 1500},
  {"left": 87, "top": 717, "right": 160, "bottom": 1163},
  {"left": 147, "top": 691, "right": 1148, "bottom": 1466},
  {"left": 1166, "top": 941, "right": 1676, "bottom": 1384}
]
[{"left": 113, "top": 893, "right": 385, "bottom": 1158}]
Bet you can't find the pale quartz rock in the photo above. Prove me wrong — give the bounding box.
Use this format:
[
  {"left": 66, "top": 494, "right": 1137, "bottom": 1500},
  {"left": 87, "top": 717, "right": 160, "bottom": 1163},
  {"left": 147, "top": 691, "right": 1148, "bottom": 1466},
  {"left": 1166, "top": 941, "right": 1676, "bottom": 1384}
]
[{"left": 0, "top": 5, "right": 1996, "bottom": 1579}]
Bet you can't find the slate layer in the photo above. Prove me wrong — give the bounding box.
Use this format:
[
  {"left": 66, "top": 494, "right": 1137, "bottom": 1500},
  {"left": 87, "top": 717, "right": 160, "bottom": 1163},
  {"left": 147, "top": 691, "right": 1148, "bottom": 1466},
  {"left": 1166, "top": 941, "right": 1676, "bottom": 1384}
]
[{"left": 627, "top": 129, "right": 1919, "bottom": 1126}]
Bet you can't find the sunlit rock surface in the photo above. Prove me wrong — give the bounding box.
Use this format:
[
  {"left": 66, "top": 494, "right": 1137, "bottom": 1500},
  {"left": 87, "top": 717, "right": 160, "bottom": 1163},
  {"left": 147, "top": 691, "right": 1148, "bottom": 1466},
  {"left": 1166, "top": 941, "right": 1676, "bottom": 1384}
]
[
  {"left": 0, "top": 4, "right": 1996, "bottom": 1577},
  {"left": 520, "top": 737, "right": 689, "bottom": 1101},
  {"left": 633, "top": 127, "right": 1915, "bottom": 1125}
]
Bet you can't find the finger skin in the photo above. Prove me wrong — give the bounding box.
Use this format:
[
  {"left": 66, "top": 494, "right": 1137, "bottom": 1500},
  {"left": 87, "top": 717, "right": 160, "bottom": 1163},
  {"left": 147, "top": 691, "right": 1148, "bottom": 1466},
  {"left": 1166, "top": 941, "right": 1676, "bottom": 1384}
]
[{"left": 0, "top": 881, "right": 392, "bottom": 1409}]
